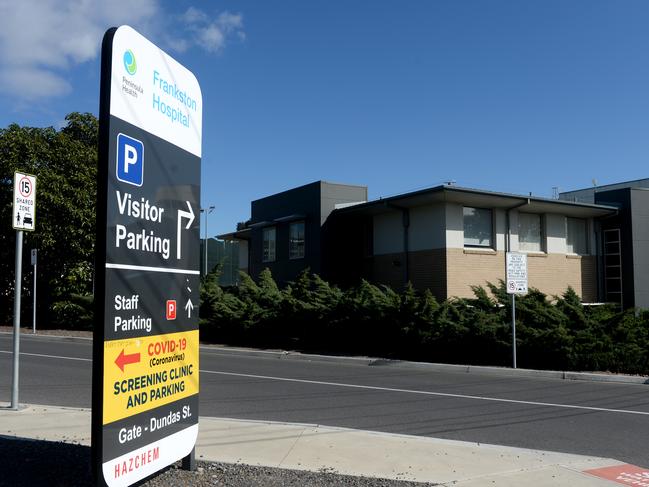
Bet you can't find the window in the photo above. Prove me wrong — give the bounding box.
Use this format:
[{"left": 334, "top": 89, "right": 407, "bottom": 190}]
[
  {"left": 566, "top": 217, "right": 587, "bottom": 255},
  {"left": 463, "top": 207, "right": 492, "bottom": 248},
  {"left": 289, "top": 221, "right": 305, "bottom": 259},
  {"left": 518, "top": 213, "right": 543, "bottom": 252},
  {"left": 262, "top": 226, "right": 276, "bottom": 262}
]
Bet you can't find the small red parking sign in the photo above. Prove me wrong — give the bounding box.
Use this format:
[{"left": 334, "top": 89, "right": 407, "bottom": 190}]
[{"left": 166, "top": 300, "right": 177, "bottom": 320}]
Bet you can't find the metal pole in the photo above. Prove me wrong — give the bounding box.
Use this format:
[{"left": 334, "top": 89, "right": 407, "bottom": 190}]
[
  {"left": 32, "top": 252, "right": 37, "bottom": 334},
  {"left": 11, "top": 230, "right": 23, "bottom": 410},
  {"left": 512, "top": 293, "right": 517, "bottom": 369},
  {"left": 204, "top": 209, "right": 208, "bottom": 276},
  {"left": 182, "top": 447, "right": 196, "bottom": 471},
  {"left": 202, "top": 206, "right": 214, "bottom": 277}
]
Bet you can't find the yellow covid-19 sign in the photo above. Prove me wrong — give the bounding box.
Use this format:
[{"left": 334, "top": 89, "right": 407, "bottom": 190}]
[{"left": 103, "top": 330, "right": 199, "bottom": 424}]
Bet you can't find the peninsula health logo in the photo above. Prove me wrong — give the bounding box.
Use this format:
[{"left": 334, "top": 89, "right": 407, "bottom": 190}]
[{"left": 123, "top": 49, "right": 137, "bottom": 75}]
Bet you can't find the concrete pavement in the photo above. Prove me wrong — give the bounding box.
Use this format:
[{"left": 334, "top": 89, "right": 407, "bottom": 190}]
[{"left": 0, "top": 404, "right": 641, "bottom": 486}]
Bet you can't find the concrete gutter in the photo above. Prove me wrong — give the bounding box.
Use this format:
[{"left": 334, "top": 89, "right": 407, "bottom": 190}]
[{"left": 201, "top": 344, "right": 649, "bottom": 385}]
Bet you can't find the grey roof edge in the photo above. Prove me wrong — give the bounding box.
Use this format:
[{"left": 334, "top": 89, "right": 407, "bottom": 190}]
[
  {"left": 217, "top": 228, "right": 251, "bottom": 240},
  {"left": 331, "top": 184, "right": 619, "bottom": 215},
  {"left": 560, "top": 177, "right": 649, "bottom": 195},
  {"left": 251, "top": 180, "right": 368, "bottom": 205}
]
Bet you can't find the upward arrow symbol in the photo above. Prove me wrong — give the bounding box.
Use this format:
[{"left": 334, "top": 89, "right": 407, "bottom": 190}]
[
  {"left": 177, "top": 201, "right": 195, "bottom": 259},
  {"left": 185, "top": 299, "right": 194, "bottom": 318}
]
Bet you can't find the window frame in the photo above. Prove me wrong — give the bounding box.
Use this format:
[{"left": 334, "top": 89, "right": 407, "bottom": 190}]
[
  {"left": 463, "top": 206, "right": 494, "bottom": 249},
  {"left": 566, "top": 217, "right": 588, "bottom": 255},
  {"left": 518, "top": 212, "right": 545, "bottom": 253},
  {"left": 262, "top": 226, "right": 277, "bottom": 263},
  {"left": 289, "top": 220, "right": 306, "bottom": 260}
]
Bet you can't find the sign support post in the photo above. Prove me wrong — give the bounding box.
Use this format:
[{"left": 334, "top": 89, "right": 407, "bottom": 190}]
[
  {"left": 511, "top": 293, "right": 517, "bottom": 369},
  {"left": 11, "top": 230, "right": 23, "bottom": 410},
  {"left": 32, "top": 249, "right": 37, "bottom": 334}
]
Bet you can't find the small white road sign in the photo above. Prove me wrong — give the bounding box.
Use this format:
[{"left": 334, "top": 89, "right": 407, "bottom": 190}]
[
  {"left": 506, "top": 252, "right": 528, "bottom": 294},
  {"left": 13, "top": 172, "right": 37, "bottom": 231}
]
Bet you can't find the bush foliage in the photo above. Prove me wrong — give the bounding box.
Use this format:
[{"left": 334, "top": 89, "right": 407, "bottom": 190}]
[{"left": 200, "top": 269, "right": 649, "bottom": 375}]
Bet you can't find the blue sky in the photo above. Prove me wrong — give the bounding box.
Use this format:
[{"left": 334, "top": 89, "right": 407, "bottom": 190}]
[{"left": 1, "top": 0, "right": 648, "bottom": 237}]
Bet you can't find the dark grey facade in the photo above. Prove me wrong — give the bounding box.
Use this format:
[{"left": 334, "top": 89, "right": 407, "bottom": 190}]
[
  {"left": 245, "top": 181, "right": 367, "bottom": 284},
  {"left": 561, "top": 181, "right": 649, "bottom": 309}
]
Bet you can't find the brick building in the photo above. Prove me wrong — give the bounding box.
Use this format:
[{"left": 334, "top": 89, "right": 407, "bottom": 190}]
[{"left": 221, "top": 181, "right": 626, "bottom": 305}]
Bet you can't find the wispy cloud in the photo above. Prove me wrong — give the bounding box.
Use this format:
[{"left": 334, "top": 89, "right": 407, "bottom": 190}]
[
  {"left": 0, "top": 0, "right": 158, "bottom": 99},
  {"left": 0, "top": 1, "right": 244, "bottom": 101},
  {"left": 175, "top": 7, "right": 245, "bottom": 54}
]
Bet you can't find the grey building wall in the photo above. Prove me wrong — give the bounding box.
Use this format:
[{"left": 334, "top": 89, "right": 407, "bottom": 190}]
[
  {"left": 631, "top": 189, "right": 649, "bottom": 309},
  {"left": 560, "top": 178, "right": 649, "bottom": 204},
  {"left": 249, "top": 181, "right": 367, "bottom": 285},
  {"left": 250, "top": 181, "right": 321, "bottom": 283},
  {"left": 594, "top": 189, "right": 634, "bottom": 308},
  {"left": 562, "top": 182, "right": 649, "bottom": 309}
]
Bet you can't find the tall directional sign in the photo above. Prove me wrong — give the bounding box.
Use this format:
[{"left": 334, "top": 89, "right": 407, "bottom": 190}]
[{"left": 93, "top": 26, "right": 202, "bottom": 487}]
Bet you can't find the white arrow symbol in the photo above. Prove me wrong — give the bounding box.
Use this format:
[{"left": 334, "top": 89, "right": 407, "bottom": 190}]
[
  {"left": 177, "top": 201, "right": 195, "bottom": 259},
  {"left": 184, "top": 299, "right": 194, "bottom": 318}
]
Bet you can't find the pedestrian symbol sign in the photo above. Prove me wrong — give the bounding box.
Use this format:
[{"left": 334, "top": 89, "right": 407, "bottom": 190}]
[{"left": 12, "top": 172, "right": 37, "bottom": 231}]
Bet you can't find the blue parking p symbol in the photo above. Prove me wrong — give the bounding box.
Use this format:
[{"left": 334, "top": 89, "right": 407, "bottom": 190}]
[{"left": 116, "top": 133, "right": 144, "bottom": 186}]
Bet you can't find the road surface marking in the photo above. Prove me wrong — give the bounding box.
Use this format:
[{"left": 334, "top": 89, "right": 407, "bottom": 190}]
[
  {"left": 201, "top": 369, "right": 649, "bottom": 417},
  {"left": 0, "top": 350, "right": 91, "bottom": 362},
  {"left": 2, "top": 349, "right": 648, "bottom": 417}
]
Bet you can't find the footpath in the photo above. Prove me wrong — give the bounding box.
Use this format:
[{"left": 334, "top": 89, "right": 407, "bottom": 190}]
[{"left": 0, "top": 404, "right": 646, "bottom": 486}]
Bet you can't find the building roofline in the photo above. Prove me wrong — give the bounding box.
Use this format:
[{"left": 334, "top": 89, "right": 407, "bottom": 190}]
[
  {"left": 560, "top": 177, "right": 649, "bottom": 195},
  {"left": 332, "top": 184, "right": 618, "bottom": 216},
  {"left": 251, "top": 180, "right": 368, "bottom": 205}
]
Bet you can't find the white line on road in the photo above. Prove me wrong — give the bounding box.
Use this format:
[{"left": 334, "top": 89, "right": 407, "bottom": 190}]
[
  {"left": 0, "top": 350, "right": 91, "bottom": 362},
  {"left": 201, "top": 369, "right": 649, "bottom": 417},
  {"left": 3, "top": 349, "right": 648, "bottom": 417}
]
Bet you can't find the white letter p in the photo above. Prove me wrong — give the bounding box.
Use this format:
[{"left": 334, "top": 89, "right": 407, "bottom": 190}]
[{"left": 123, "top": 144, "right": 138, "bottom": 173}]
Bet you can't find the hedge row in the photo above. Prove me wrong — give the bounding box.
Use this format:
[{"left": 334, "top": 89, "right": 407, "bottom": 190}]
[{"left": 199, "top": 269, "right": 649, "bottom": 375}]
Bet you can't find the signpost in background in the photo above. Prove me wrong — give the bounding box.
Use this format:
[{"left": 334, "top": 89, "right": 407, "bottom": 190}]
[
  {"left": 11, "top": 171, "right": 37, "bottom": 410},
  {"left": 506, "top": 252, "right": 528, "bottom": 369},
  {"left": 93, "top": 25, "right": 202, "bottom": 487},
  {"left": 31, "top": 248, "right": 37, "bottom": 334}
]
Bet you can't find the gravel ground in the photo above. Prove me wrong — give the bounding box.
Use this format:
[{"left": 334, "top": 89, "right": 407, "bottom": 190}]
[{"left": 0, "top": 437, "right": 438, "bottom": 487}]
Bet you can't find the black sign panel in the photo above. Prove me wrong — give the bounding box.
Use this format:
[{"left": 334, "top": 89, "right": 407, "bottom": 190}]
[{"left": 93, "top": 26, "right": 202, "bottom": 487}]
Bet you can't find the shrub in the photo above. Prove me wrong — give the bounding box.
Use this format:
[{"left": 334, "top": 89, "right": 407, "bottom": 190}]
[{"left": 199, "top": 271, "right": 648, "bottom": 375}]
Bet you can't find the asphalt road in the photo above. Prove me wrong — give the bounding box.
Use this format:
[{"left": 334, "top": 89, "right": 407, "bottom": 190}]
[{"left": 1, "top": 333, "right": 648, "bottom": 468}]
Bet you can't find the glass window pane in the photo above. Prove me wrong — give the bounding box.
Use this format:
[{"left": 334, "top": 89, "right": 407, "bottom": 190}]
[
  {"left": 463, "top": 207, "right": 492, "bottom": 247},
  {"left": 263, "top": 227, "right": 276, "bottom": 262},
  {"left": 289, "top": 221, "right": 305, "bottom": 259},
  {"left": 518, "top": 213, "right": 542, "bottom": 252},
  {"left": 566, "top": 218, "right": 587, "bottom": 255}
]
